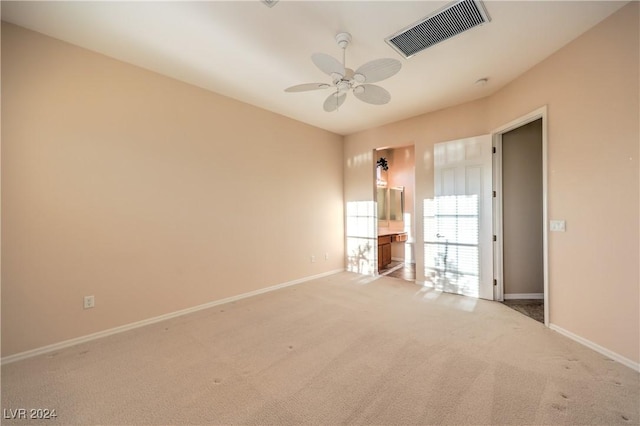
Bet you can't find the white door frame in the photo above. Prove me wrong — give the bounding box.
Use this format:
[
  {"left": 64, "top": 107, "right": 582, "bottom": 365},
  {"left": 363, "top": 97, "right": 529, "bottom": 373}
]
[{"left": 492, "top": 106, "right": 549, "bottom": 326}]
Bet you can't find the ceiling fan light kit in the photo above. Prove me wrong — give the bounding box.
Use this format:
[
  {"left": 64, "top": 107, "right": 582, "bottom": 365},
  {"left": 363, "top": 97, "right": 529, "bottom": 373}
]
[{"left": 285, "top": 32, "right": 402, "bottom": 112}]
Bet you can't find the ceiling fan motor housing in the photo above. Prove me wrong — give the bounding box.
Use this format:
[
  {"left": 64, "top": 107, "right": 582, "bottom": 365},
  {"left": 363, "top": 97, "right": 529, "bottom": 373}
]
[{"left": 335, "top": 32, "right": 352, "bottom": 49}]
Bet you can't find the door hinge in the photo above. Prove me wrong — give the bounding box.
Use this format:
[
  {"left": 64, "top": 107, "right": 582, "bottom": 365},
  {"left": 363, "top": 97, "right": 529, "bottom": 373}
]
[
  {"left": 493, "top": 235, "right": 497, "bottom": 242},
  {"left": 493, "top": 190, "right": 496, "bottom": 198},
  {"left": 493, "top": 279, "right": 497, "bottom": 286},
  {"left": 492, "top": 147, "right": 496, "bottom": 154}
]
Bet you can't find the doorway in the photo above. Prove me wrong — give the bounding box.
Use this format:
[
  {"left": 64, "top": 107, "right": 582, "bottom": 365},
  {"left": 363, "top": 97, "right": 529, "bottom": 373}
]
[
  {"left": 493, "top": 108, "right": 548, "bottom": 325},
  {"left": 375, "top": 146, "right": 416, "bottom": 282}
]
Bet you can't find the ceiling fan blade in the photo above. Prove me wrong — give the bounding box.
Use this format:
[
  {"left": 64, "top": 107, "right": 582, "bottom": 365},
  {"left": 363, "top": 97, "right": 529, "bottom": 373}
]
[
  {"left": 323, "top": 91, "right": 347, "bottom": 112},
  {"left": 353, "top": 84, "right": 391, "bottom": 105},
  {"left": 312, "top": 53, "right": 345, "bottom": 79},
  {"left": 285, "top": 83, "right": 331, "bottom": 92},
  {"left": 354, "top": 58, "right": 401, "bottom": 84}
]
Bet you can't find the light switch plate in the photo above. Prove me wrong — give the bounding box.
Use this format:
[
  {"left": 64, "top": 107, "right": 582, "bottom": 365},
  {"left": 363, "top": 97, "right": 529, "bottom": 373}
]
[{"left": 550, "top": 220, "right": 566, "bottom": 232}]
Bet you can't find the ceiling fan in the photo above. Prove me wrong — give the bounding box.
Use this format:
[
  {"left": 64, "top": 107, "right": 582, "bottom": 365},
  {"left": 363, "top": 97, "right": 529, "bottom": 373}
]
[{"left": 285, "top": 32, "right": 402, "bottom": 112}]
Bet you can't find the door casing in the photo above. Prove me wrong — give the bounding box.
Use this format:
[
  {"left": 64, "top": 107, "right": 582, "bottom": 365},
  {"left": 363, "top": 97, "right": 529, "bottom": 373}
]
[{"left": 492, "top": 106, "right": 549, "bottom": 326}]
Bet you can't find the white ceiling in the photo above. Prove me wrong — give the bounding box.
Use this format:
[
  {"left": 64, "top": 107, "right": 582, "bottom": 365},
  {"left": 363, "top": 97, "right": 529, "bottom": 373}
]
[{"left": 1, "top": 1, "right": 627, "bottom": 135}]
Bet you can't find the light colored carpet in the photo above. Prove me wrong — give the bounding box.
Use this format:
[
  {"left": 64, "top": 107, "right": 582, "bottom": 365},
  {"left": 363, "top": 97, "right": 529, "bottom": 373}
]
[{"left": 2, "top": 272, "right": 638, "bottom": 425}]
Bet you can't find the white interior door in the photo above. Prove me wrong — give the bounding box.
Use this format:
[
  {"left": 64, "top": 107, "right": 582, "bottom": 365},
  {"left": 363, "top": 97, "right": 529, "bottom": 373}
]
[{"left": 424, "top": 135, "right": 493, "bottom": 299}]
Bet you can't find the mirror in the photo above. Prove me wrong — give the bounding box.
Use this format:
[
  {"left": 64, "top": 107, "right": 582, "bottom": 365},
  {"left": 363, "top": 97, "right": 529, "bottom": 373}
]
[
  {"left": 389, "top": 187, "right": 404, "bottom": 221},
  {"left": 377, "top": 186, "right": 404, "bottom": 224},
  {"left": 377, "top": 187, "right": 388, "bottom": 221}
]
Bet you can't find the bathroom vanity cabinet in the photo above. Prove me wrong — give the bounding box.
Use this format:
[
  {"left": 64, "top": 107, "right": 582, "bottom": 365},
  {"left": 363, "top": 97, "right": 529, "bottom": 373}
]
[{"left": 378, "top": 232, "right": 408, "bottom": 269}]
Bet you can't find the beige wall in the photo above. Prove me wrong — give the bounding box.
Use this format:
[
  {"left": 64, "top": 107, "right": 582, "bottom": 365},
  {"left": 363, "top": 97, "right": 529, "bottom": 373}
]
[
  {"left": 2, "top": 2, "right": 638, "bottom": 367},
  {"left": 490, "top": 3, "right": 638, "bottom": 364},
  {"left": 1, "top": 23, "right": 344, "bottom": 357},
  {"left": 345, "top": 3, "right": 639, "bottom": 364},
  {"left": 502, "top": 119, "right": 543, "bottom": 296}
]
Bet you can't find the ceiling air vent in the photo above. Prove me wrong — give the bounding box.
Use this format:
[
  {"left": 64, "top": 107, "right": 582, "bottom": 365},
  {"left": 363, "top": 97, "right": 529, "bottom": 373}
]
[{"left": 385, "top": 0, "right": 490, "bottom": 59}]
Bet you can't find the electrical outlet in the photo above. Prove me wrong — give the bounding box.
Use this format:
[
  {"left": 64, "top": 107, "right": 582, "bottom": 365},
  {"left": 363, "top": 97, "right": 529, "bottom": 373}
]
[
  {"left": 84, "top": 295, "right": 95, "bottom": 309},
  {"left": 550, "top": 220, "right": 566, "bottom": 232},
  {"left": 325, "top": 253, "right": 329, "bottom": 261},
  {"left": 310, "top": 255, "right": 316, "bottom": 263}
]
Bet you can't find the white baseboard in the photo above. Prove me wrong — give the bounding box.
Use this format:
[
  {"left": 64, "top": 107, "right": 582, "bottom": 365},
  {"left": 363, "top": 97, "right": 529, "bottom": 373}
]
[
  {"left": 1, "top": 269, "right": 344, "bottom": 365},
  {"left": 391, "top": 257, "right": 416, "bottom": 264},
  {"left": 504, "top": 293, "right": 544, "bottom": 300},
  {"left": 549, "top": 323, "right": 639, "bottom": 372}
]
